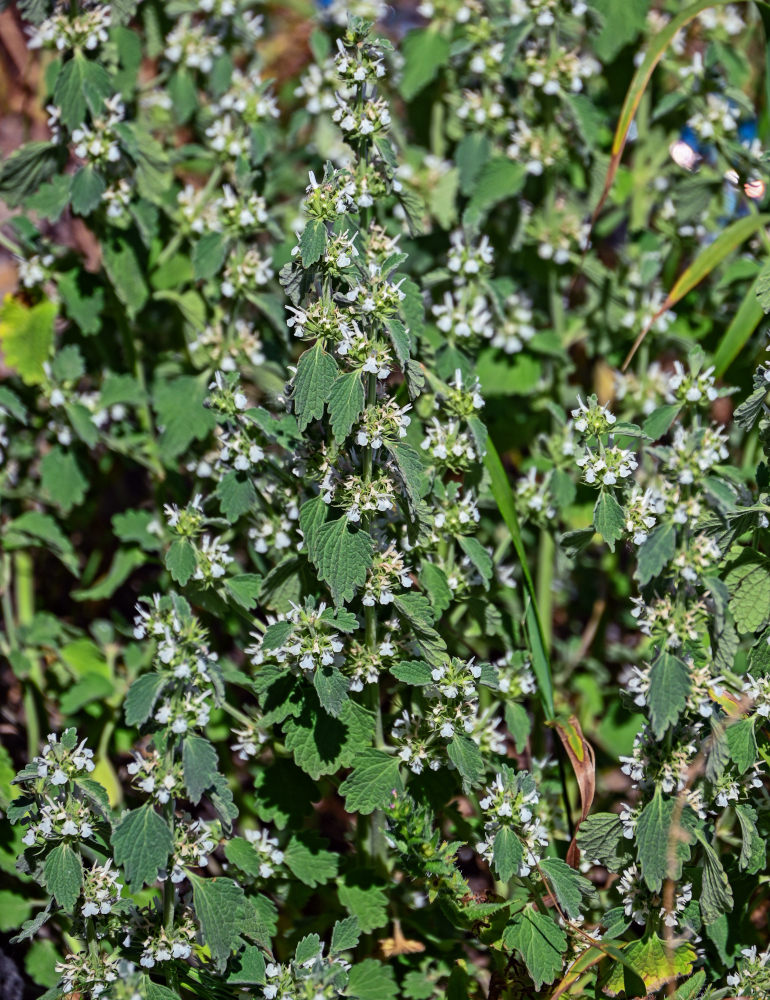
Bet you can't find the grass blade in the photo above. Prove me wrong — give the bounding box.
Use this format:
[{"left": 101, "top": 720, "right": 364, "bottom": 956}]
[
  {"left": 592, "top": 0, "right": 762, "bottom": 227},
  {"left": 484, "top": 437, "right": 555, "bottom": 719},
  {"left": 713, "top": 274, "right": 765, "bottom": 378},
  {"left": 622, "top": 213, "right": 770, "bottom": 370}
]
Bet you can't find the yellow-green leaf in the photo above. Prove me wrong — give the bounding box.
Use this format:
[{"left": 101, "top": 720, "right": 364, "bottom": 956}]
[{"left": 0, "top": 296, "right": 56, "bottom": 385}]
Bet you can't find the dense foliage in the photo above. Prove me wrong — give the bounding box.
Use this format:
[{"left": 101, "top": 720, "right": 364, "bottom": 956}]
[{"left": 1, "top": 1, "right": 770, "bottom": 997}]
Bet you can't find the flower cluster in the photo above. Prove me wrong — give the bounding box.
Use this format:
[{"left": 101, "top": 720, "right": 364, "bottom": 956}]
[{"left": 476, "top": 770, "right": 549, "bottom": 878}]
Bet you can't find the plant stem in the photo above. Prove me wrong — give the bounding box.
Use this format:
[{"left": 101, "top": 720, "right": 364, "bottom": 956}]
[
  {"left": 156, "top": 165, "right": 223, "bottom": 269},
  {"left": 535, "top": 531, "right": 554, "bottom": 654},
  {"left": 222, "top": 700, "right": 253, "bottom": 727},
  {"left": 1, "top": 553, "right": 17, "bottom": 651},
  {"left": 85, "top": 916, "right": 99, "bottom": 961}
]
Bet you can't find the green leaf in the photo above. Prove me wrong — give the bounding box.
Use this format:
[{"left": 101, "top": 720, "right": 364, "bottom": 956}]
[
  {"left": 447, "top": 735, "right": 484, "bottom": 791},
  {"left": 59, "top": 673, "right": 114, "bottom": 714},
  {"left": 252, "top": 758, "right": 318, "bottom": 830},
  {"left": 295, "top": 933, "right": 322, "bottom": 964},
  {"left": 53, "top": 54, "right": 88, "bottom": 129},
  {"left": 111, "top": 511, "right": 160, "bottom": 553},
  {"left": 697, "top": 835, "right": 734, "bottom": 925},
  {"left": 593, "top": 491, "right": 625, "bottom": 552},
  {"left": 385, "top": 318, "right": 411, "bottom": 365},
  {"left": 339, "top": 749, "right": 403, "bottom": 815},
  {"left": 589, "top": 0, "right": 649, "bottom": 61},
  {"left": 642, "top": 403, "right": 682, "bottom": 440},
  {"left": 188, "top": 872, "right": 249, "bottom": 970},
  {"left": 636, "top": 523, "right": 676, "bottom": 586},
  {"left": 399, "top": 27, "right": 450, "bottom": 100},
  {"left": 0, "top": 298, "right": 55, "bottom": 385},
  {"left": 73, "top": 548, "right": 146, "bottom": 601},
  {"left": 313, "top": 665, "right": 349, "bottom": 717},
  {"left": 224, "top": 574, "right": 262, "bottom": 610},
  {"left": 735, "top": 386, "right": 768, "bottom": 431},
  {"left": 44, "top": 843, "right": 83, "bottom": 912},
  {"left": 636, "top": 789, "right": 694, "bottom": 892},
  {"left": 338, "top": 874, "right": 389, "bottom": 933},
  {"left": 603, "top": 933, "right": 695, "bottom": 996},
  {"left": 0, "top": 142, "right": 63, "bottom": 207},
  {"left": 293, "top": 340, "right": 338, "bottom": 431},
  {"left": 389, "top": 660, "right": 432, "bottom": 685},
  {"left": 328, "top": 371, "right": 365, "bottom": 442},
  {"left": 331, "top": 917, "right": 360, "bottom": 956},
  {"left": 315, "top": 516, "right": 373, "bottom": 606},
  {"left": 647, "top": 653, "right": 690, "bottom": 739},
  {"left": 0, "top": 384, "right": 27, "bottom": 423},
  {"left": 539, "top": 857, "right": 595, "bottom": 920},
  {"left": 193, "top": 231, "right": 226, "bottom": 280},
  {"left": 504, "top": 702, "right": 531, "bottom": 754},
  {"left": 3, "top": 511, "right": 77, "bottom": 574},
  {"left": 463, "top": 157, "right": 526, "bottom": 230},
  {"left": 124, "top": 673, "right": 166, "bottom": 727},
  {"left": 283, "top": 698, "right": 373, "bottom": 780},
  {"left": 346, "top": 959, "right": 398, "bottom": 1000},
  {"left": 456, "top": 133, "right": 491, "bottom": 196},
  {"left": 457, "top": 535, "right": 493, "bottom": 586},
  {"left": 284, "top": 831, "right": 339, "bottom": 887},
  {"left": 726, "top": 717, "right": 757, "bottom": 774},
  {"left": 674, "top": 972, "right": 707, "bottom": 1000},
  {"left": 492, "top": 827, "right": 523, "bottom": 883},
  {"left": 227, "top": 945, "right": 267, "bottom": 985},
  {"left": 726, "top": 552, "right": 770, "bottom": 633},
  {"left": 24, "top": 938, "right": 59, "bottom": 988},
  {"left": 0, "top": 891, "right": 33, "bottom": 932},
  {"left": 216, "top": 470, "right": 257, "bottom": 522},
  {"left": 70, "top": 166, "right": 105, "bottom": 216},
  {"left": 113, "top": 804, "right": 173, "bottom": 891},
  {"left": 224, "top": 837, "right": 263, "bottom": 877},
  {"left": 386, "top": 441, "right": 430, "bottom": 523},
  {"left": 735, "top": 803, "right": 765, "bottom": 874},
  {"left": 102, "top": 238, "right": 149, "bottom": 320},
  {"left": 393, "top": 592, "right": 446, "bottom": 666},
  {"left": 503, "top": 907, "right": 567, "bottom": 990},
  {"left": 300, "top": 219, "right": 327, "bottom": 267},
  {"left": 153, "top": 374, "right": 216, "bottom": 463},
  {"left": 566, "top": 93, "right": 606, "bottom": 148},
  {"left": 757, "top": 260, "right": 770, "bottom": 313},
  {"left": 182, "top": 735, "right": 219, "bottom": 804},
  {"left": 40, "top": 448, "right": 88, "bottom": 513},
  {"left": 419, "top": 562, "right": 452, "bottom": 616},
  {"left": 299, "top": 495, "right": 327, "bottom": 564},
  {"left": 165, "top": 539, "right": 197, "bottom": 586}
]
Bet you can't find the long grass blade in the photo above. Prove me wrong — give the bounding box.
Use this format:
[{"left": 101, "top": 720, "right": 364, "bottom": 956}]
[
  {"left": 712, "top": 274, "right": 765, "bottom": 377},
  {"left": 591, "top": 0, "right": 763, "bottom": 228},
  {"left": 484, "top": 437, "right": 555, "bottom": 719},
  {"left": 622, "top": 213, "right": 770, "bottom": 371}
]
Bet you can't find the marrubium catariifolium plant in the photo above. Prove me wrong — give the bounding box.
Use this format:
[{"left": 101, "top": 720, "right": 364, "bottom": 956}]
[
  {"left": 6, "top": 16, "right": 567, "bottom": 1000},
  {"left": 3, "top": 2, "right": 770, "bottom": 999}
]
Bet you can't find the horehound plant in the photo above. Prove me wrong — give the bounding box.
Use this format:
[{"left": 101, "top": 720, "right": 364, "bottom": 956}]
[{"left": 2, "top": 2, "right": 770, "bottom": 1000}]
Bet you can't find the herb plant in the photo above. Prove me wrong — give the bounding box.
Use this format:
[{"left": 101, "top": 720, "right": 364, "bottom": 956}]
[{"left": 1, "top": 2, "right": 770, "bottom": 999}]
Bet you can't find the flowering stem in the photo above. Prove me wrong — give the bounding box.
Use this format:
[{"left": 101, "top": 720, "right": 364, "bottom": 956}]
[
  {"left": 155, "top": 165, "right": 223, "bottom": 269},
  {"left": 85, "top": 916, "right": 99, "bottom": 962},
  {"left": 222, "top": 700, "right": 253, "bottom": 727}
]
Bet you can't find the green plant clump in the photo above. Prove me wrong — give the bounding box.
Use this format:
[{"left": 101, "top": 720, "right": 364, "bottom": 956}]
[{"left": 1, "top": 1, "right": 770, "bottom": 998}]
